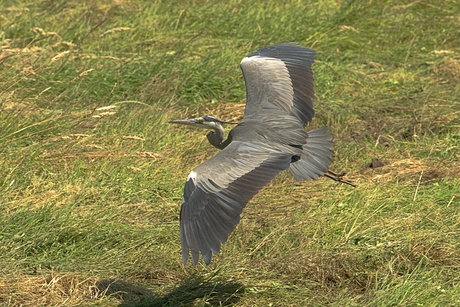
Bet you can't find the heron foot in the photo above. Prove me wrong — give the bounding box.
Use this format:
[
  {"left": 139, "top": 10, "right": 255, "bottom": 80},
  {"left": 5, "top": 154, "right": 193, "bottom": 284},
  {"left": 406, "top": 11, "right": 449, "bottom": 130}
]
[{"left": 324, "top": 170, "right": 357, "bottom": 187}]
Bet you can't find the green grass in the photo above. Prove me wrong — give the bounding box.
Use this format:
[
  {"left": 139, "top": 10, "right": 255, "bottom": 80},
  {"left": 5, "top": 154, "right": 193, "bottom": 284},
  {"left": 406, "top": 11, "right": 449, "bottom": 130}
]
[{"left": 1, "top": 0, "right": 460, "bottom": 306}]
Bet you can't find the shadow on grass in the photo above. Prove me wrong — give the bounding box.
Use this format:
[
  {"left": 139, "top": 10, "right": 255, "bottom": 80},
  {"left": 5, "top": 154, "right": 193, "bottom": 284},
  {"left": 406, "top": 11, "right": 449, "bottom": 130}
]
[{"left": 96, "top": 275, "right": 244, "bottom": 307}]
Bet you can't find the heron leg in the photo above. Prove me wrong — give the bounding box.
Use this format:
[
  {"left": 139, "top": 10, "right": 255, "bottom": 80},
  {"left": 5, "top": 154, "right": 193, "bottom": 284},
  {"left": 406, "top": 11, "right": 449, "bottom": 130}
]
[{"left": 324, "top": 170, "right": 357, "bottom": 187}]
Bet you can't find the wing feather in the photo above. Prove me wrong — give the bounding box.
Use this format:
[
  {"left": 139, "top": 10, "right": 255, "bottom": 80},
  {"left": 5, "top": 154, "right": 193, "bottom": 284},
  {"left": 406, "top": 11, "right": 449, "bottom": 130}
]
[
  {"left": 180, "top": 141, "right": 292, "bottom": 265},
  {"left": 289, "top": 126, "right": 334, "bottom": 181},
  {"left": 241, "top": 43, "right": 316, "bottom": 126}
]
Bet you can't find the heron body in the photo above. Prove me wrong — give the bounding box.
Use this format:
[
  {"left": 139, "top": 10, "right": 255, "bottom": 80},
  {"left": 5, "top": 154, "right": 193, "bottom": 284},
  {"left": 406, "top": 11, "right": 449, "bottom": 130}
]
[{"left": 171, "top": 43, "right": 334, "bottom": 265}]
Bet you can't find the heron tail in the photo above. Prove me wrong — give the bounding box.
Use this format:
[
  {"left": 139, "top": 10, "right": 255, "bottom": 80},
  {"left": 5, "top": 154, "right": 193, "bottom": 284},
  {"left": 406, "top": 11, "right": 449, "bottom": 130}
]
[{"left": 289, "top": 126, "right": 333, "bottom": 181}]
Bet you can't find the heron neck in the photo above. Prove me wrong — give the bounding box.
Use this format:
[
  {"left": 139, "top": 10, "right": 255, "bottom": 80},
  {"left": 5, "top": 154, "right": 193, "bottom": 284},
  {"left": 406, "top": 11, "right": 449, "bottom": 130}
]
[{"left": 207, "top": 124, "right": 230, "bottom": 150}]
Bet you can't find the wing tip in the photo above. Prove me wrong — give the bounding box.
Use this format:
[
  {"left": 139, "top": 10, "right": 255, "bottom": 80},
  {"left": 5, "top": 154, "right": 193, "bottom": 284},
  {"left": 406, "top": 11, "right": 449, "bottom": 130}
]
[
  {"left": 181, "top": 252, "right": 214, "bottom": 266},
  {"left": 182, "top": 248, "right": 189, "bottom": 265},
  {"left": 246, "top": 43, "right": 316, "bottom": 59}
]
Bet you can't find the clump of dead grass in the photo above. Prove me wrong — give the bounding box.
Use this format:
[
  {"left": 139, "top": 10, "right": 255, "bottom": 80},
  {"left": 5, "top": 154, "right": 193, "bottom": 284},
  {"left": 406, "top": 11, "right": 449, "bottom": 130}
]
[
  {"left": 0, "top": 272, "right": 157, "bottom": 307},
  {"left": 0, "top": 273, "right": 103, "bottom": 307},
  {"left": 362, "top": 157, "right": 460, "bottom": 185},
  {"left": 434, "top": 58, "right": 460, "bottom": 83},
  {"left": 199, "top": 102, "right": 246, "bottom": 123}
]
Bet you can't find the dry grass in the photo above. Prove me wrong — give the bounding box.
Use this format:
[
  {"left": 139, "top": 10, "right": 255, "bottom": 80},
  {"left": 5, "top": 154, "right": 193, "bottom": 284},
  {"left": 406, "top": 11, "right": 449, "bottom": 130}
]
[{"left": 0, "top": 273, "right": 158, "bottom": 307}]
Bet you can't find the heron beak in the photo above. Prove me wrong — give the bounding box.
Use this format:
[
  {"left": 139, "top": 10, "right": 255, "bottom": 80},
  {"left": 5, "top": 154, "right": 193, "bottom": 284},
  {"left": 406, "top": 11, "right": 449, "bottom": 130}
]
[
  {"left": 170, "top": 117, "right": 238, "bottom": 129},
  {"left": 169, "top": 118, "right": 207, "bottom": 129},
  {"left": 169, "top": 119, "right": 197, "bottom": 126}
]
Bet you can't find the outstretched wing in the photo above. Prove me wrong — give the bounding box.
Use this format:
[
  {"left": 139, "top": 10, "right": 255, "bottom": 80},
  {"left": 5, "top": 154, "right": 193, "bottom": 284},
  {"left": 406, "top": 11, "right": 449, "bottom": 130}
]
[
  {"left": 240, "top": 43, "right": 316, "bottom": 126},
  {"left": 180, "top": 141, "right": 292, "bottom": 265}
]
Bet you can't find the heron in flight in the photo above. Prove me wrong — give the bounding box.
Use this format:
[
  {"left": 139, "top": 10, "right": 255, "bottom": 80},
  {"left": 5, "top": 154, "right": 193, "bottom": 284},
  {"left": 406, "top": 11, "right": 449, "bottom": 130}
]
[{"left": 171, "top": 43, "right": 352, "bottom": 265}]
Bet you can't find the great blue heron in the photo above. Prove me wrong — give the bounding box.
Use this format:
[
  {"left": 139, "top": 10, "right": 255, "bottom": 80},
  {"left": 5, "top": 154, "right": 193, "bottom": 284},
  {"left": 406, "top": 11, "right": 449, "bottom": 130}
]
[{"left": 171, "top": 43, "right": 353, "bottom": 265}]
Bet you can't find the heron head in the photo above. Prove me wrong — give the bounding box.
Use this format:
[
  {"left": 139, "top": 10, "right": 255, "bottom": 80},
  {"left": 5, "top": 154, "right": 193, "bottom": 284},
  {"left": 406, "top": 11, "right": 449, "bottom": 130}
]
[{"left": 170, "top": 116, "right": 235, "bottom": 130}]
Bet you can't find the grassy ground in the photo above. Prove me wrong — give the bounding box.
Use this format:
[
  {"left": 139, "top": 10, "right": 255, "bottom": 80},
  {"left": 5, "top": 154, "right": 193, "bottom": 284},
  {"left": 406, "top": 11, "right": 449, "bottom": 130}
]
[{"left": 1, "top": 0, "right": 459, "bottom": 306}]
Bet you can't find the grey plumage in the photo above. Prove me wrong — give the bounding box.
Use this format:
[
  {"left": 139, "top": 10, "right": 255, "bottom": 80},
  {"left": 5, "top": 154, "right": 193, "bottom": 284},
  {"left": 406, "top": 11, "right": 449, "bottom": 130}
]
[{"left": 172, "top": 43, "right": 334, "bottom": 265}]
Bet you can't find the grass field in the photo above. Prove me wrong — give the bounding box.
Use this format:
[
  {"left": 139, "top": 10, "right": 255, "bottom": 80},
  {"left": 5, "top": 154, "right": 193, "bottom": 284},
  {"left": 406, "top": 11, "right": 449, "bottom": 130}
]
[{"left": 1, "top": 0, "right": 459, "bottom": 306}]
